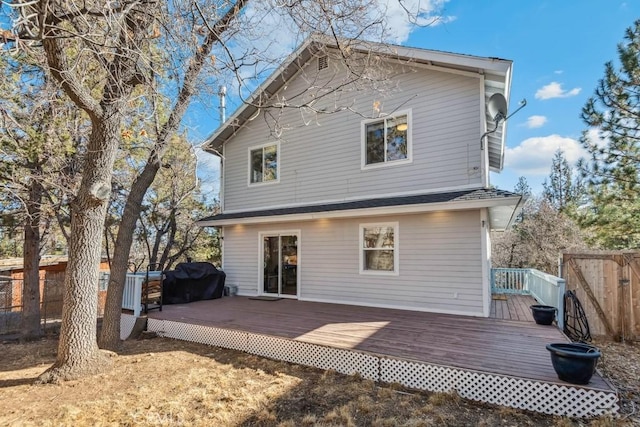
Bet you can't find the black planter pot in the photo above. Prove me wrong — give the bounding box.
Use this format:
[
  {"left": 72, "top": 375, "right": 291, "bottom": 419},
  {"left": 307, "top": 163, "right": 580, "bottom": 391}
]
[
  {"left": 530, "top": 304, "right": 557, "bottom": 325},
  {"left": 546, "top": 343, "right": 601, "bottom": 385}
]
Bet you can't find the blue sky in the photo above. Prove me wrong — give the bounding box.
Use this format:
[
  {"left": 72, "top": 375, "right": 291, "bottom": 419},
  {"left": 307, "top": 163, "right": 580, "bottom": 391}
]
[
  {"left": 404, "top": 1, "right": 639, "bottom": 194},
  {"left": 189, "top": 1, "right": 639, "bottom": 197}
]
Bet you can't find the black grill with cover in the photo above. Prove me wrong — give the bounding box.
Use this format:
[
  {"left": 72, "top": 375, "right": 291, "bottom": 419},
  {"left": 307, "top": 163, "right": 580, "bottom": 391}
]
[{"left": 162, "top": 262, "right": 226, "bottom": 304}]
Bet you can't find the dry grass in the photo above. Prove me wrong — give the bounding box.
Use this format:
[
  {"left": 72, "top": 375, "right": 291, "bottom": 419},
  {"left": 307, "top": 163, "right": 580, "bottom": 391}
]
[{"left": 0, "top": 335, "right": 634, "bottom": 426}]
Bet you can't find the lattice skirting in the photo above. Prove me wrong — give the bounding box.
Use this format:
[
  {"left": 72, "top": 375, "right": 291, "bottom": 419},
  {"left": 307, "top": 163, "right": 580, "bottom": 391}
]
[
  {"left": 120, "top": 314, "right": 137, "bottom": 340},
  {"left": 146, "top": 318, "right": 618, "bottom": 418}
]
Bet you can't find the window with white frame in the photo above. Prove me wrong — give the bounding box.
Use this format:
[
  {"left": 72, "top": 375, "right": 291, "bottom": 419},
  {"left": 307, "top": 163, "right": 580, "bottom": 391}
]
[
  {"left": 359, "top": 222, "right": 398, "bottom": 274},
  {"left": 362, "top": 111, "right": 411, "bottom": 167},
  {"left": 249, "top": 143, "right": 279, "bottom": 184}
]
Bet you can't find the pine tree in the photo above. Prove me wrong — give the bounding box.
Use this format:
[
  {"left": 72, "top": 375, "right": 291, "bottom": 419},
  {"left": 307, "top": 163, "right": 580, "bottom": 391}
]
[
  {"left": 542, "top": 149, "right": 584, "bottom": 213},
  {"left": 578, "top": 20, "right": 640, "bottom": 248},
  {"left": 514, "top": 176, "right": 531, "bottom": 197}
]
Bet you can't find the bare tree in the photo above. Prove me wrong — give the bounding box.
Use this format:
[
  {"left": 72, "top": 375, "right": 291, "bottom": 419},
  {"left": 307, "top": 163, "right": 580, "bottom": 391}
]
[
  {"left": 98, "top": 1, "right": 423, "bottom": 350},
  {"left": 4, "top": 0, "right": 162, "bottom": 381},
  {"left": 3, "top": 0, "right": 433, "bottom": 378},
  {"left": 492, "top": 197, "right": 589, "bottom": 274}
]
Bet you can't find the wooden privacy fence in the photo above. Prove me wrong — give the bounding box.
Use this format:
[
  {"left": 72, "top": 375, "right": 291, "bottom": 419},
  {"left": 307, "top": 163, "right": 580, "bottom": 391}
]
[{"left": 561, "top": 251, "right": 640, "bottom": 341}]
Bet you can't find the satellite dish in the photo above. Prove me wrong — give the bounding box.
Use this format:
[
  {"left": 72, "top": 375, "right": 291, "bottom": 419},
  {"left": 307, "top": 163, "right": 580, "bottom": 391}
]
[{"left": 487, "top": 93, "right": 508, "bottom": 123}]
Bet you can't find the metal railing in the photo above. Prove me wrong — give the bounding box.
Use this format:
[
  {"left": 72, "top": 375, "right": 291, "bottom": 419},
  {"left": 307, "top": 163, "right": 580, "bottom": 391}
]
[{"left": 491, "top": 268, "right": 566, "bottom": 329}]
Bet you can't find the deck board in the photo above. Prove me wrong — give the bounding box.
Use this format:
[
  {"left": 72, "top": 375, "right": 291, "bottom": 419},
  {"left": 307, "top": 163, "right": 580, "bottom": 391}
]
[{"left": 149, "top": 296, "right": 612, "bottom": 391}]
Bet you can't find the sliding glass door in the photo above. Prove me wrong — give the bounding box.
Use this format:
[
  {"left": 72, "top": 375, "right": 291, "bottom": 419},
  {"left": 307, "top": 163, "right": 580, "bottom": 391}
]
[{"left": 262, "top": 233, "right": 298, "bottom": 297}]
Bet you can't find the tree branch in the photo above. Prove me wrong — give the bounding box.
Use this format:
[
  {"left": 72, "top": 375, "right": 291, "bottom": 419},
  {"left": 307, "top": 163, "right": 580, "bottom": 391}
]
[{"left": 42, "top": 36, "right": 103, "bottom": 119}]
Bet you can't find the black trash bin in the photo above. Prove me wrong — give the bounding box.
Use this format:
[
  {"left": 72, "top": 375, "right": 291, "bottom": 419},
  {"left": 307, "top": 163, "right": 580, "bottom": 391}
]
[{"left": 163, "top": 262, "right": 226, "bottom": 304}]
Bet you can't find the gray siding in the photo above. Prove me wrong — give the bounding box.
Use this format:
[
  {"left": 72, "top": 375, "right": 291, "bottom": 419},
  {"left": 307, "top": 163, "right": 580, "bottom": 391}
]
[
  {"left": 222, "top": 210, "right": 484, "bottom": 316},
  {"left": 223, "top": 60, "right": 483, "bottom": 212}
]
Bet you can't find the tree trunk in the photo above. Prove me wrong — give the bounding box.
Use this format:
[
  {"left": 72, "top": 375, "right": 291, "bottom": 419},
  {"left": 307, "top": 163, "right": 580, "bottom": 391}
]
[
  {"left": 148, "top": 219, "right": 166, "bottom": 267},
  {"left": 158, "top": 214, "right": 177, "bottom": 269},
  {"left": 38, "top": 116, "right": 120, "bottom": 383},
  {"left": 99, "top": 163, "right": 160, "bottom": 349},
  {"left": 98, "top": 0, "right": 250, "bottom": 350},
  {"left": 21, "top": 175, "right": 43, "bottom": 340}
]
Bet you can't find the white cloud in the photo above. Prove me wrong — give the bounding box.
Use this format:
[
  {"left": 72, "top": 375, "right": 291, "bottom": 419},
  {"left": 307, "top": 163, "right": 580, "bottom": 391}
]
[
  {"left": 194, "top": 145, "right": 221, "bottom": 198},
  {"left": 504, "top": 134, "right": 587, "bottom": 176},
  {"left": 220, "top": 1, "right": 454, "bottom": 101},
  {"left": 583, "top": 127, "right": 610, "bottom": 150},
  {"left": 535, "top": 82, "right": 582, "bottom": 100},
  {"left": 381, "top": 0, "right": 455, "bottom": 43},
  {"left": 554, "top": 70, "right": 564, "bottom": 75},
  {"left": 525, "top": 115, "right": 547, "bottom": 129}
]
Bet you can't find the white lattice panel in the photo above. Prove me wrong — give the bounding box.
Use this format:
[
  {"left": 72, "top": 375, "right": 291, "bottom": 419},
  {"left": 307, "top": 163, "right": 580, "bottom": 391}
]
[
  {"left": 380, "top": 358, "right": 618, "bottom": 417},
  {"left": 380, "top": 358, "right": 457, "bottom": 392},
  {"left": 141, "top": 319, "right": 618, "bottom": 418},
  {"left": 120, "top": 314, "right": 138, "bottom": 340},
  {"left": 146, "top": 318, "right": 164, "bottom": 335},
  {"left": 247, "top": 335, "right": 379, "bottom": 380},
  {"left": 148, "top": 319, "right": 247, "bottom": 352}
]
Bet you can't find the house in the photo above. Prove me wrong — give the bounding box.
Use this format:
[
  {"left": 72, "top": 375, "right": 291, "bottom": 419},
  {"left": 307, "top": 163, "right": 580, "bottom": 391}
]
[{"left": 198, "top": 36, "right": 522, "bottom": 318}]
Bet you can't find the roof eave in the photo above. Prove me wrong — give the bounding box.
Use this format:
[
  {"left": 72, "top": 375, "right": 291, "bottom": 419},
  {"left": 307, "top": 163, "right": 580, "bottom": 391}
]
[
  {"left": 197, "top": 195, "right": 521, "bottom": 227},
  {"left": 203, "top": 35, "right": 513, "bottom": 154}
]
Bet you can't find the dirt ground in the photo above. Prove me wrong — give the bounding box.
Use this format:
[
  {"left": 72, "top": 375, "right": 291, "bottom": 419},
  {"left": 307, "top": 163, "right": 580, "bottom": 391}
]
[{"left": 0, "top": 334, "right": 636, "bottom": 427}]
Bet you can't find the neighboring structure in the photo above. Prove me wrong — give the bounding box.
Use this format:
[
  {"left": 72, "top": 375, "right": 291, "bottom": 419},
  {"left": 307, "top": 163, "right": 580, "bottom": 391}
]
[
  {"left": 0, "top": 256, "right": 111, "bottom": 316},
  {"left": 199, "top": 36, "right": 522, "bottom": 317}
]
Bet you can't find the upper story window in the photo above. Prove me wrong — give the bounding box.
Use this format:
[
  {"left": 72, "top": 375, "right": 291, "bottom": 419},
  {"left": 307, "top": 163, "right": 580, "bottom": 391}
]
[
  {"left": 318, "top": 55, "right": 328, "bottom": 71},
  {"left": 362, "top": 111, "right": 412, "bottom": 168},
  {"left": 249, "top": 142, "right": 279, "bottom": 185},
  {"left": 359, "top": 222, "right": 399, "bottom": 275}
]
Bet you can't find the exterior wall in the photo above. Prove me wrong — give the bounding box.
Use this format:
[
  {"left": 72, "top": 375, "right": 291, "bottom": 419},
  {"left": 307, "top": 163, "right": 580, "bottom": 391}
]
[
  {"left": 222, "top": 209, "right": 485, "bottom": 316},
  {"left": 222, "top": 59, "right": 483, "bottom": 212}
]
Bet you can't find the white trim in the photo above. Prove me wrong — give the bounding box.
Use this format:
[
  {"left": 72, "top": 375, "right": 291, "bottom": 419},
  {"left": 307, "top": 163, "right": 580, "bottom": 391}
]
[
  {"left": 221, "top": 183, "right": 483, "bottom": 215},
  {"left": 386, "top": 56, "right": 484, "bottom": 79},
  {"left": 361, "top": 110, "right": 413, "bottom": 170},
  {"left": 258, "top": 230, "right": 301, "bottom": 298},
  {"left": 358, "top": 222, "right": 399, "bottom": 276},
  {"left": 480, "top": 209, "right": 490, "bottom": 317},
  {"left": 247, "top": 141, "right": 280, "bottom": 186},
  {"left": 197, "top": 196, "right": 521, "bottom": 227}
]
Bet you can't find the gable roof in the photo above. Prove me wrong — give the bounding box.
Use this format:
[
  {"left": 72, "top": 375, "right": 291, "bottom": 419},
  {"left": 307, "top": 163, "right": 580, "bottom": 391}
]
[
  {"left": 202, "top": 34, "right": 513, "bottom": 172},
  {"left": 197, "top": 188, "right": 522, "bottom": 231}
]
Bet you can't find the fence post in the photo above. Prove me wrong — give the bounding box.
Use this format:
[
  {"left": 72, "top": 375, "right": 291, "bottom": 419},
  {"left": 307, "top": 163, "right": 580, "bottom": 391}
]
[{"left": 557, "top": 278, "right": 566, "bottom": 330}]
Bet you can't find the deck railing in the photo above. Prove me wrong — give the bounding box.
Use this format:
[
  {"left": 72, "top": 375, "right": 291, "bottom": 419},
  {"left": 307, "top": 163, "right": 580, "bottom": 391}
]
[
  {"left": 102, "top": 272, "right": 146, "bottom": 317},
  {"left": 491, "top": 268, "right": 565, "bottom": 329}
]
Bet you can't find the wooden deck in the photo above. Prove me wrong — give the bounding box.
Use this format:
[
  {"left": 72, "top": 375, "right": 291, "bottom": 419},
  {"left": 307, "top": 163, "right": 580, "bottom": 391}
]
[
  {"left": 490, "top": 293, "right": 536, "bottom": 321},
  {"left": 148, "top": 295, "right": 611, "bottom": 390}
]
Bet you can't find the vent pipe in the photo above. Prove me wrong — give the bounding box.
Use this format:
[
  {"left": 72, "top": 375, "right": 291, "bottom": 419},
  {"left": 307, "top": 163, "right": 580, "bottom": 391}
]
[{"left": 219, "top": 85, "right": 227, "bottom": 124}]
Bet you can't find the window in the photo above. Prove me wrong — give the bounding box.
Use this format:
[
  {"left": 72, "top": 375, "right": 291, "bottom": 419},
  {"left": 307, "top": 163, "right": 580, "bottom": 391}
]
[
  {"left": 359, "top": 222, "right": 399, "bottom": 275},
  {"left": 249, "top": 143, "right": 279, "bottom": 185},
  {"left": 318, "top": 55, "right": 328, "bottom": 71},
  {"left": 362, "top": 111, "right": 411, "bottom": 168}
]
